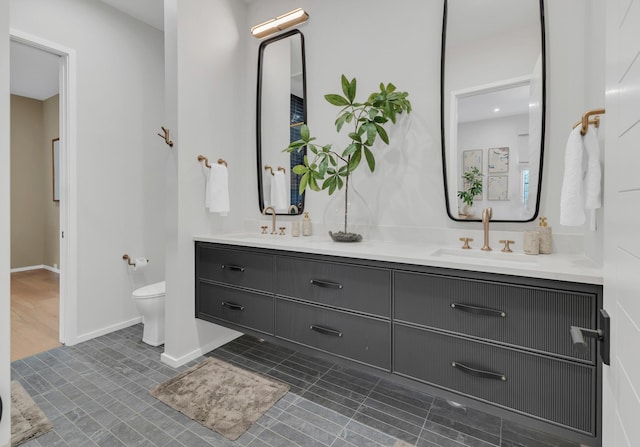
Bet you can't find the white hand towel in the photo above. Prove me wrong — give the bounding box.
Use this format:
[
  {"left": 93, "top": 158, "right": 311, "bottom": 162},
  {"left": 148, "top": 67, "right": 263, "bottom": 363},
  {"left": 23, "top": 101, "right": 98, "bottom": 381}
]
[
  {"left": 270, "top": 170, "right": 288, "bottom": 211},
  {"left": 560, "top": 127, "right": 585, "bottom": 226},
  {"left": 205, "top": 163, "right": 230, "bottom": 215},
  {"left": 560, "top": 125, "right": 602, "bottom": 228}
]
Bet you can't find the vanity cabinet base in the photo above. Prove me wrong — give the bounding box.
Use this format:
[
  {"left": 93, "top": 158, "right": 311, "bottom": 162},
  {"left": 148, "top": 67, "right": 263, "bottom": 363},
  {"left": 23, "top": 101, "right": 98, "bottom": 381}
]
[{"left": 195, "top": 242, "right": 602, "bottom": 447}]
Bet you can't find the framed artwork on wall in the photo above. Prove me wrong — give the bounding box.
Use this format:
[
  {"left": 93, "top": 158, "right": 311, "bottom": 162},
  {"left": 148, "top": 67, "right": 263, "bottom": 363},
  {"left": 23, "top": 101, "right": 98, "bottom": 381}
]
[
  {"left": 462, "top": 149, "right": 482, "bottom": 173},
  {"left": 488, "top": 175, "right": 509, "bottom": 200},
  {"left": 52, "top": 138, "right": 60, "bottom": 202},
  {"left": 488, "top": 147, "right": 509, "bottom": 173}
]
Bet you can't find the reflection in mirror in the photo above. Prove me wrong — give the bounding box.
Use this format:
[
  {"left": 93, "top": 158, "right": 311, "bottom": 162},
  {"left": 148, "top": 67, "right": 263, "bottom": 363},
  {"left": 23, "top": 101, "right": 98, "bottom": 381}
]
[
  {"left": 257, "top": 29, "right": 306, "bottom": 215},
  {"left": 441, "top": 0, "right": 545, "bottom": 222}
]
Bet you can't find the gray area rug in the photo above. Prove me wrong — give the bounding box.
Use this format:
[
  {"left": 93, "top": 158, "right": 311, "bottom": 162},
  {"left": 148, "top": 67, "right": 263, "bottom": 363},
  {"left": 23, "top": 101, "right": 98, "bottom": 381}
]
[
  {"left": 11, "top": 380, "right": 53, "bottom": 446},
  {"left": 150, "top": 357, "right": 290, "bottom": 441}
]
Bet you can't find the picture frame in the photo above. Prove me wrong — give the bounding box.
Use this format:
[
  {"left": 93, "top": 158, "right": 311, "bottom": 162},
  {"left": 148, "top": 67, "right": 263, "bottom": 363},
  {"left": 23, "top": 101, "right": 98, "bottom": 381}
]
[
  {"left": 488, "top": 147, "right": 509, "bottom": 173},
  {"left": 487, "top": 175, "right": 509, "bottom": 200},
  {"left": 462, "top": 149, "right": 482, "bottom": 173},
  {"left": 52, "top": 138, "right": 60, "bottom": 202}
]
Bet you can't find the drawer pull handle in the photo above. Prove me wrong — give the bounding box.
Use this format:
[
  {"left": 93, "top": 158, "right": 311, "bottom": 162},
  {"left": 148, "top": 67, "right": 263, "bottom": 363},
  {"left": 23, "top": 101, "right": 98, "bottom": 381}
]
[
  {"left": 451, "top": 303, "right": 506, "bottom": 318},
  {"left": 309, "top": 279, "right": 343, "bottom": 289},
  {"left": 221, "top": 301, "right": 245, "bottom": 311},
  {"left": 451, "top": 361, "right": 507, "bottom": 381},
  {"left": 309, "top": 324, "right": 343, "bottom": 337},
  {"left": 221, "top": 264, "right": 245, "bottom": 272}
]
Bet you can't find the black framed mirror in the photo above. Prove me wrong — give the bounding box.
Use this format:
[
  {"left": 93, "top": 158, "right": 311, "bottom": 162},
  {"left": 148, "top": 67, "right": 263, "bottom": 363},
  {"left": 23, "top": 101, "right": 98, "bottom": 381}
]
[
  {"left": 441, "top": 0, "right": 546, "bottom": 222},
  {"left": 256, "top": 29, "right": 307, "bottom": 215}
]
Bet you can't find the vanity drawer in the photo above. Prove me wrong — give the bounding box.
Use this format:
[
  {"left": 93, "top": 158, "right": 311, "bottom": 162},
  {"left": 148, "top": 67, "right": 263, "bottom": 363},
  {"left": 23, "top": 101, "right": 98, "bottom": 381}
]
[
  {"left": 276, "top": 257, "right": 391, "bottom": 317},
  {"left": 393, "top": 324, "right": 595, "bottom": 435},
  {"left": 197, "top": 281, "right": 273, "bottom": 335},
  {"left": 393, "top": 271, "right": 597, "bottom": 362},
  {"left": 275, "top": 298, "right": 391, "bottom": 370},
  {"left": 196, "top": 244, "right": 274, "bottom": 292}
]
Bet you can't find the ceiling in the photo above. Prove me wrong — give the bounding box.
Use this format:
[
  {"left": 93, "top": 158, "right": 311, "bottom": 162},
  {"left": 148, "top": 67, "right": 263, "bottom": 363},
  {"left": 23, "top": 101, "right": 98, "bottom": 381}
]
[{"left": 10, "top": 0, "right": 164, "bottom": 101}]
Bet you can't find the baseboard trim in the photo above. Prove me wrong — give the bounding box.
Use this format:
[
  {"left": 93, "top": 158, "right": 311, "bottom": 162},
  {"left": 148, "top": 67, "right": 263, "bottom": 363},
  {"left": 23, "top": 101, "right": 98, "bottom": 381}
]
[
  {"left": 10, "top": 264, "right": 60, "bottom": 273},
  {"left": 160, "top": 332, "right": 241, "bottom": 368},
  {"left": 72, "top": 317, "right": 142, "bottom": 345}
]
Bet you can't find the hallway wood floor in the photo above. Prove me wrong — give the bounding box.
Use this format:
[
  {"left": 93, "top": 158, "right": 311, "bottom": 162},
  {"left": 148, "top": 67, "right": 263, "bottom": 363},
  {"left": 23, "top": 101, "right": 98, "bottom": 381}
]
[{"left": 11, "top": 268, "right": 61, "bottom": 361}]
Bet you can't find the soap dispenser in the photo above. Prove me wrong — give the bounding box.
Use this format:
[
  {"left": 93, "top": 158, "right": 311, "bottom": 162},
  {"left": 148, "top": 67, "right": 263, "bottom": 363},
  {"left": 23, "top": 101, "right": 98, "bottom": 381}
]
[
  {"left": 302, "top": 212, "right": 312, "bottom": 236},
  {"left": 537, "top": 217, "right": 553, "bottom": 254}
]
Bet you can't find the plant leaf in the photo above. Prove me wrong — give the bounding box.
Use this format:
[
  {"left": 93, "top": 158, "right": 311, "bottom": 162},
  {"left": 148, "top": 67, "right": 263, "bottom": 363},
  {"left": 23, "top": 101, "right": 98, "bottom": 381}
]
[
  {"left": 348, "top": 77, "right": 357, "bottom": 103},
  {"left": 299, "top": 172, "right": 309, "bottom": 194},
  {"left": 343, "top": 142, "right": 358, "bottom": 157},
  {"left": 341, "top": 74, "right": 350, "bottom": 99},
  {"left": 366, "top": 122, "right": 377, "bottom": 146},
  {"left": 364, "top": 146, "right": 376, "bottom": 172},
  {"left": 348, "top": 149, "right": 362, "bottom": 172},
  {"left": 335, "top": 113, "right": 348, "bottom": 132},
  {"left": 325, "top": 94, "right": 350, "bottom": 106},
  {"left": 292, "top": 165, "right": 307, "bottom": 175},
  {"left": 375, "top": 123, "right": 389, "bottom": 144},
  {"left": 300, "top": 124, "right": 310, "bottom": 141},
  {"left": 348, "top": 132, "right": 362, "bottom": 143}
]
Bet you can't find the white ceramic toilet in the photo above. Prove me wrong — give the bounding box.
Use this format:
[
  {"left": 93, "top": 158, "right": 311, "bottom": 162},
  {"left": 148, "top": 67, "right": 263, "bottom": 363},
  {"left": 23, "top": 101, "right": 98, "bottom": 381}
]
[{"left": 132, "top": 281, "right": 166, "bottom": 346}]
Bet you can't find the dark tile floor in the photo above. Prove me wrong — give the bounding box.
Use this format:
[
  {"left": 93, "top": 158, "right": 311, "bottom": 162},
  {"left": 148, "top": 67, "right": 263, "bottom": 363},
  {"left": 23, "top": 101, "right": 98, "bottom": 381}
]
[{"left": 11, "top": 324, "right": 583, "bottom": 447}]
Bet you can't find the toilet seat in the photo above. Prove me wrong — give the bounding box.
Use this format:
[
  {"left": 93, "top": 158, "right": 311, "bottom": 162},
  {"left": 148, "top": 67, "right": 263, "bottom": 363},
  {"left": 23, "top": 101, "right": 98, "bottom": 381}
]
[{"left": 132, "top": 281, "right": 166, "bottom": 300}]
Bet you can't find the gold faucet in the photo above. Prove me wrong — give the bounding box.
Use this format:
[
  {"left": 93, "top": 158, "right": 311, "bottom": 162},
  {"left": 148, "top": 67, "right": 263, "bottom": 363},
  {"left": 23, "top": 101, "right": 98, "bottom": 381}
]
[
  {"left": 262, "top": 206, "right": 277, "bottom": 234},
  {"left": 481, "top": 207, "right": 493, "bottom": 251}
]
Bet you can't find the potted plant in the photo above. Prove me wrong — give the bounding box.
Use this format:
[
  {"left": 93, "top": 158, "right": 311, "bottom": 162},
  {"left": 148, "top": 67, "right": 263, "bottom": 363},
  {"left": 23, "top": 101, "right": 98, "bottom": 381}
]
[
  {"left": 284, "top": 75, "right": 412, "bottom": 242},
  {"left": 457, "top": 166, "right": 483, "bottom": 218}
]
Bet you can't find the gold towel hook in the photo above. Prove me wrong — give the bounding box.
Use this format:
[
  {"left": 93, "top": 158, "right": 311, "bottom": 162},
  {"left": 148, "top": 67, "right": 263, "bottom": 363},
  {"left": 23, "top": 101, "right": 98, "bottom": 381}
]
[
  {"left": 198, "top": 155, "right": 211, "bottom": 168},
  {"left": 277, "top": 166, "right": 286, "bottom": 174},
  {"left": 157, "top": 126, "right": 174, "bottom": 147},
  {"left": 217, "top": 158, "right": 228, "bottom": 167},
  {"left": 573, "top": 108, "right": 605, "bottom": 135},
  {"left": 264, "top": 165, "right": 274, "bottom": 176}
]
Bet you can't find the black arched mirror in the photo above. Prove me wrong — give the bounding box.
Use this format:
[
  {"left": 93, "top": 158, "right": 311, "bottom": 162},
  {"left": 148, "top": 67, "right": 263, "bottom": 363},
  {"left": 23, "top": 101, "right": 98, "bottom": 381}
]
[
  {"left": 441, "top": 0, "right": 546, "bottom": 222},
  {"left": 256, "top": 29, "right": 307, "bottom": 215}
]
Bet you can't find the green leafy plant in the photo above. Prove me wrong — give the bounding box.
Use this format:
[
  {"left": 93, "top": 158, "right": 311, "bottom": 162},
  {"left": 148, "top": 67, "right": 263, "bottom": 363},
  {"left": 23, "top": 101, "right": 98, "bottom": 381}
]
[
  {"left": 283, "top": 75, "right": 411, "bottom": 240},
  {"left": 457, "top": 166, "right": 483, "bottom": 207},
  {"left": 284, "top": 74, "right": 412, "bottom": 195}
]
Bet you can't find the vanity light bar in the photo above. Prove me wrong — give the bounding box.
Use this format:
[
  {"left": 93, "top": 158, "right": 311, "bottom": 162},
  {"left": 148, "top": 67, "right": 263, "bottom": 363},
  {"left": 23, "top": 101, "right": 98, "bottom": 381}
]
[{"left": 251, "top": 8, "right": 309, "bottom": 39}]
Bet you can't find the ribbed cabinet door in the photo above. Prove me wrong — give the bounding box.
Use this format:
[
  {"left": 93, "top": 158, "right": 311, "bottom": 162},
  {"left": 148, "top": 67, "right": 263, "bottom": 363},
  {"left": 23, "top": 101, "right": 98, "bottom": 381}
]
[
  {"left": 276, "top": 298, "right": 390, "bottom": 370},
  {"left": 196, "top": 244, "right": 274, "bottom": 292},
  {"left": 276, "top": 257, "right": 391, "bottom": 317},
  {"left": 197, "top": 282, "right": 274, "bottom": 335},
  {"left": 394, "top": 271, "right": 597, "bottom": 362},
  {"left": 394, "top": 324, "right": 595, "bottom": 435}
]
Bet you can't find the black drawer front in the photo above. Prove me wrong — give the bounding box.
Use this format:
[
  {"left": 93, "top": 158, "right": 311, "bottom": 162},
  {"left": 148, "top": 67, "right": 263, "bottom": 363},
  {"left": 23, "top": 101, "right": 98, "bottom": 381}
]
[
  {"left": 197, "top": 282, "right": 273, "bottom": 334},
  {"left": 394, "top": 271, "right": 596, "bottom": 362},
  {"left": 394, "top": 324, "right": 595, "bottom": 435},
  {"left": 276, "top": 257, "right": 390, "bottom": 317},
  {"left": 275, "top": 298, "right": 390, "bottom": 370},
  {"left": 196, "top": 244, "right": 274, "bottom": 292}
]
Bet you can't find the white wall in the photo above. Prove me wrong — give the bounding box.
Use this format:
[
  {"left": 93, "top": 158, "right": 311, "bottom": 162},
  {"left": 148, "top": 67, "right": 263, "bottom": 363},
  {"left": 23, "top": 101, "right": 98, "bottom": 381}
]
[
  {"left": 1, "top": 0, "right": 11, "bottom": 443},
  {"left": 161, "top": 0, "right": 246, "bottom": 367},
  {"left": 10, "top": 0, "right": 166, "bottom": 343}
]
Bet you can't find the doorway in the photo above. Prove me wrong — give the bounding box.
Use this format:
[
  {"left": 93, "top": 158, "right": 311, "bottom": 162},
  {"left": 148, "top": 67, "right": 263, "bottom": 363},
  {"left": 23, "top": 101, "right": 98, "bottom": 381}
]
[{"left": 9, "top": 30, "right": 76, "bottom": 359}]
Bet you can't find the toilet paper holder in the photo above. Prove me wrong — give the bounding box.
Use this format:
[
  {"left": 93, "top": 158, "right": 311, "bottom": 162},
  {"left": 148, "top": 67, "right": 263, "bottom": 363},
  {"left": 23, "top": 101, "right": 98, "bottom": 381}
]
[{"left": 122, "top": 254, "right": 149, "bottom": 266}]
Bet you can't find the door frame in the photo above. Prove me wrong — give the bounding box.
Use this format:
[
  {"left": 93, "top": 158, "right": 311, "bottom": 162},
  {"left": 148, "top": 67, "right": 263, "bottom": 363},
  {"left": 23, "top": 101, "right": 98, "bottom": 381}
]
[{"left": 10, "top": 30, "right": 77, "bottom": 345}]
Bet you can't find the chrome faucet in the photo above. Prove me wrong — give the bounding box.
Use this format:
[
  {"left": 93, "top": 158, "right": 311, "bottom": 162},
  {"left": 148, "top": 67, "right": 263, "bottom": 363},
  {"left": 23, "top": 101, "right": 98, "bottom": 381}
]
[
  {"left": 481, "top": 207, "right": 493, "bottom": 251},
  {"left": 262, "top": 206, "right": 277, "bottom": 234}
]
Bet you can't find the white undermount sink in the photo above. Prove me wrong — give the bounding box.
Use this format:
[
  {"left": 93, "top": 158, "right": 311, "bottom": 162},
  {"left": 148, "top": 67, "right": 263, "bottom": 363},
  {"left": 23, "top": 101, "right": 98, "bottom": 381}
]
[{"left": 430, "top": 247, "right": 538, "bottom": 266}]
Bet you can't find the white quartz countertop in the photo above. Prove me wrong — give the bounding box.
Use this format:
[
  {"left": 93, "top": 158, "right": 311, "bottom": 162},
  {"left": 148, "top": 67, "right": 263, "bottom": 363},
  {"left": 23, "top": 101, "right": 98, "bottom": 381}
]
[{"left": 193, "top": 233, "right": 603, "bottom": 285}]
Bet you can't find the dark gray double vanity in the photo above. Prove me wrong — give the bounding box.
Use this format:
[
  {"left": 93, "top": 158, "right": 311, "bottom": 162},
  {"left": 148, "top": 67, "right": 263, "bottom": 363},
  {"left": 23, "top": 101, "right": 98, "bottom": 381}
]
[{"left": 195, "top": 239, "right": 604, "bottom": 446}]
